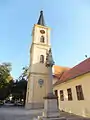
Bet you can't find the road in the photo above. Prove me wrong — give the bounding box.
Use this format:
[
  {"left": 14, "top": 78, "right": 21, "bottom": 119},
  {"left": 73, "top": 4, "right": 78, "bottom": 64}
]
[
  {"left": 0, "top": 105, "right": 42, "bottom": 120},
  {"left": 0, "top": 105, "right": 90, "bottom": 120}
]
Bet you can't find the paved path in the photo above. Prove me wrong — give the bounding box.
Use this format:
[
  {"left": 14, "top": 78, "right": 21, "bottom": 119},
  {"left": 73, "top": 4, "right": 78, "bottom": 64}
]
[
  {"left": 0, "top": 106, "right": 42, "bottom": 120},
  {"left": 0, "top": 105, "right": 90, "bottom": 120}
]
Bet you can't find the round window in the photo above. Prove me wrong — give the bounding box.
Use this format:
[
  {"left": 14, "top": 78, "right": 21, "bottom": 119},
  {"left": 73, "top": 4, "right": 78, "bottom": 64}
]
[{"left": 40, "top": 30, "right": 45, "bottom": 34}]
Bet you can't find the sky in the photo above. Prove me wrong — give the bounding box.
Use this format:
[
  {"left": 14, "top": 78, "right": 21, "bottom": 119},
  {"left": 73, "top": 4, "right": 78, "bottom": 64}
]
[{"left": 0, "top": 0, "right": 90, "bottom": 79}]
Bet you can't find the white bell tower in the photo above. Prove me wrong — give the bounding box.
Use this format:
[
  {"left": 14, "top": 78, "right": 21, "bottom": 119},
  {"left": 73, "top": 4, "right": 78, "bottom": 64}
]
[{"left": 25, "top": 11, "right": 51, "bottom": 109}]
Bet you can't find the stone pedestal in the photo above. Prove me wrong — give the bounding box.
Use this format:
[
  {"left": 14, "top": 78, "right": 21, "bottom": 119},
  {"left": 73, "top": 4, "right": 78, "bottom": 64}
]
[
  {"left": 38, "top": 49, "right": 60, "bottom": 119},
  {"left": 43, "top": 93, "right": 60, "bottom": 118}
]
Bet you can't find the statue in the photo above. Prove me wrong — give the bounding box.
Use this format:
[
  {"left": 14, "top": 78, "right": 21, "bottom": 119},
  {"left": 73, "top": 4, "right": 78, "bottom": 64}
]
[{"left": 45, "top": 48, "right": 55, "bottom": 67}]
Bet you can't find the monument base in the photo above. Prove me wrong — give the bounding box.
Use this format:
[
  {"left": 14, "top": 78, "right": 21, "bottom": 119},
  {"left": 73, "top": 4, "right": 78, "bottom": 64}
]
[
  {"left": 43, "top": 99, "right": 60, "bottom": 118},
  {"left": 36, "top": 94, "right": 66, "bottom": 120},
  {"left": 25, "top": 102, "right": 44, "bottom": 109},
  {"left": 42, "top": 93, "right": 60, "bottom": 118}
]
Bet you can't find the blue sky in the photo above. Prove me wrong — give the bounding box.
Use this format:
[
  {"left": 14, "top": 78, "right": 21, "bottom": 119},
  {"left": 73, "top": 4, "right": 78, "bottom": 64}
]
[{"left": 0, "top": 0, "right": 90, "bottom": 79}]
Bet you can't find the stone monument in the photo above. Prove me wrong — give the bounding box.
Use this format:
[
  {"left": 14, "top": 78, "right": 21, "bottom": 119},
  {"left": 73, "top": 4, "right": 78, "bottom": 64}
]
[{"left": 37, "top": 48, "right": 60, "bottom": 120}]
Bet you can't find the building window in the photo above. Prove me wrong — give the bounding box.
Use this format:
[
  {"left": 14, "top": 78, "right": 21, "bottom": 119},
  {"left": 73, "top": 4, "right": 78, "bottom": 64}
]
[
  {"left": 40, "top": 55, "right": 44, "bottom": 63},
  {"left": 67, "top": 88, "right": 73, "bottom": 101},
  {"left": 40, "top": 36, "right": 44, "bottom": 43},
  {"left": 60, "top": 90, "right": 64, "bottom": 101},
  {"left": 54, "top": 90, "right": 58, "bottom": 105},
  {"left": 76, "top": 85, "right": 84, "bottom": 100},
  {"left": 54, "top": 90, "right": 58, "bottom": 97}
]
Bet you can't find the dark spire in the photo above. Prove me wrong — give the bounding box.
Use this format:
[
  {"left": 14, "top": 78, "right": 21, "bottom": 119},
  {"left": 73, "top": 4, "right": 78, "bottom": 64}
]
[{"left": 37, "top": 11, "right": 45, "bottom": 26}]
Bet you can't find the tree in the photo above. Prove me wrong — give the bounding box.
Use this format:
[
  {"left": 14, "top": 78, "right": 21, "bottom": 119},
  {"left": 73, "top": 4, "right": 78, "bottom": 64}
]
[
  {"left": 0, "top": 62, "right": 12, "bottom": 87},
  {"left": 11, "top": 66, "right": 28, "bottom": 105},
  {"left": 0, "top": 62, "right": 12, "bottom": 100},
  {"left": 19, "top": 66, "right": 29, "bottom": 81}
]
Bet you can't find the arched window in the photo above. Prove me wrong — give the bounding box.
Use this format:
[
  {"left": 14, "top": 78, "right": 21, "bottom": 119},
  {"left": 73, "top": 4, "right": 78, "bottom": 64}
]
[
  {"left": 40, "top": 36, "right": 44, "bottom": 43},
  {"left": 40, "top": 55, "right": 44, "bottom": 63}
]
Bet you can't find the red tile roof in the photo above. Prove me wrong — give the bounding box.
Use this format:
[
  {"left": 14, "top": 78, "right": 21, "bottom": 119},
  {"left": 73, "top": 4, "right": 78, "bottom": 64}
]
[
  {"left": 54, "top": 58, "right": 90, "bottom": 86},
  {"left": 53, "top": 65, "right": 70, "bottom": 75}
]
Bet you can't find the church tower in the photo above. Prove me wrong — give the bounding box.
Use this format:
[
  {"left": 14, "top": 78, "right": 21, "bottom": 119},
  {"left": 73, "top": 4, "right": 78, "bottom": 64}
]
[{"left": 25, "top": 11, "right": 51, "bottom": 109}]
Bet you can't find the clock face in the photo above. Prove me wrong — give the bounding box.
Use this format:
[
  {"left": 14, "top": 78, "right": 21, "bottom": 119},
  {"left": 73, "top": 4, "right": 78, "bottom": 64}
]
[
  {"left": 40, "top": 30, "right": 45, "bottom": 34},
  {"left": 38, "top": 79, "right": 44, "bottom": 87}
]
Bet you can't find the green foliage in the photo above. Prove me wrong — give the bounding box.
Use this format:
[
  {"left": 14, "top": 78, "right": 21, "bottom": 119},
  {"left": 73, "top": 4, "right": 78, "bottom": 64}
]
[
  {"left": 11, "top": 66, "right": 28, "bottom": 104},
  {"left": 0, "top": 62, "right": 12, "bottom": 88},
  {"left": 0, "top": 63, "right": 28, "bottom": 103},
  {"left": 19, "top": 66, "right": 29, "bottom": 80},
  {"left": 11, "top": 79, "right": 27, "bottom": 102},
  {"left": 0, "top": 62, "right": 12, "bottom": 100}
]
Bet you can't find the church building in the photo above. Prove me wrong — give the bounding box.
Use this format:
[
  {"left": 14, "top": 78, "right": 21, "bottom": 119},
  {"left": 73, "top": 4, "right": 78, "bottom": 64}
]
[
  {"left": 25, "top": 10, "right": 90, "bottom": 118},
  {"left": 25, "top": 11, "right": 51, "bottom": 109}
]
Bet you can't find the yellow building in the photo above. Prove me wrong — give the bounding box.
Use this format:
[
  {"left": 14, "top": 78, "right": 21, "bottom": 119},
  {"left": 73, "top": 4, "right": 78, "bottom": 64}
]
[{"left": 53, "top": 58, "right": 90, "bottom": 118}]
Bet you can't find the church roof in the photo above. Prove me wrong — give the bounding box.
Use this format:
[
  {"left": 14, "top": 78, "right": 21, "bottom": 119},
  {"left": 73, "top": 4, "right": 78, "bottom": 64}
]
[
  {"left": 54, "top": 58, "right": 90, "bottom": 86},
  {"left": 37, "top": 11, "right": 45, "bottom": 26},
  {"left": 53, "top": 65, "right": 70, "bottom": 75}
]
